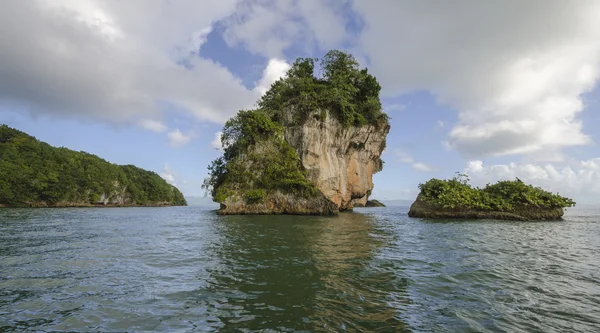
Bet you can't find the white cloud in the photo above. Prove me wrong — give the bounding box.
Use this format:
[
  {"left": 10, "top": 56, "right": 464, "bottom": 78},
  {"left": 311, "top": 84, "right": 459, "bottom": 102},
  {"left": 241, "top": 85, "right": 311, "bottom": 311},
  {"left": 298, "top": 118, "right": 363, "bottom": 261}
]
[
  {"left": 160, "top": 165, "right": 178, "bottom": 186},
  {"left": 139, "top": 119, "right": 168, "bottom": 133},
  {"left": 393, "top": 151, "right": 433, "bottom": 172},
  {"left": 384, "top": 103, "right": 405, "bottom": 112},
  {"left": 353, "top": 1, "right": 600, "bottom": 159},
  {"left": 211, "top": 131, "right": 223, "bottom": 151},
  {"left": 436, "top": 120, "right": 444, "bottom": 129},
  {"left": 0, "top": 1, "right": 266, "bottom": 126},
  {"left": 168, "top": 129, "right": 195, "bottom": 147},
  {"left": 254, "top": 58, "right": 291, "bottom": 95},
  {"left": 464, "top": 159, "right": 600, "bottom": 202},
  {"left": 412, "top": 162, "right": 433, "bottom": 172},
  {"left": 222, "top": 0, "right": 348, "bottom": 58},
  {"left": 184, "top": 26, "right": 213, "bottom": 56}
]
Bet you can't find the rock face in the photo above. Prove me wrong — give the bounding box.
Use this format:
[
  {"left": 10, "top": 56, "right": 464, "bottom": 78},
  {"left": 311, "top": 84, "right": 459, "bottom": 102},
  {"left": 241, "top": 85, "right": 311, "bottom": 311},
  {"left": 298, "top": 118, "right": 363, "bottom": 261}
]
[
  {"left": 218, "top": 191, "right": 338, "bottom": 215},
  {"left": 213, "top": 137, "right": 339, "bottom": 215},
  {"left": 408, "top": 195, "right": 564, "bottom": 221},
  {"left": 282, "top": 109, "right": 390, "bottom": 211}
]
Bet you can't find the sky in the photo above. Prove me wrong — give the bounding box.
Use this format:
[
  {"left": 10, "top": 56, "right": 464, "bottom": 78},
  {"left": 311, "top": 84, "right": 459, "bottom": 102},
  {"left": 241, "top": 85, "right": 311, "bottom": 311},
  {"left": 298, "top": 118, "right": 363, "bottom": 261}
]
[{"left": 1, "top": 0, "right": 600, "bottom": 203}]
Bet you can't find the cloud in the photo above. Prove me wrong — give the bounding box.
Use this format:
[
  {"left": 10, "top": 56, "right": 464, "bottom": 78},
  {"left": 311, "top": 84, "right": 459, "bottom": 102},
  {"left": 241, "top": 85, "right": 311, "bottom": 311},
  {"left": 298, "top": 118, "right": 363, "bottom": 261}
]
[
  {"left": 464, "top": 159, "right": 600, "bottom": 202},
  {"left": 353, "top": 1, "right": 600, "bottom": 159},
  {"left": 168, "top": 129, "right": 195, "bottom": 147},
  {"left": 139, "top": 119, "right": 168, "bottom": 133},
  {"left": 254, "top": 58, "right": 291, "bottom": 95},
  {"left": 393, "top": 151, "right": 433, "bottom": 172},
  {"left": 211, "top": 131, "right": 223, "bottom": 151},
  {"left": 222, "top": 0, "right": 349, "bottom": 58},
  {"left": 0, "top": 1, "right": 265, "bottom": 126},
  {"left": 412, "top": 162, "right": 433, "bottom": 172},
  {"left": 160, "top": 165, "right": 178, "bottom": 186},
  {"left": 384, "top": 103, "right": 405, "bottom": 112}
]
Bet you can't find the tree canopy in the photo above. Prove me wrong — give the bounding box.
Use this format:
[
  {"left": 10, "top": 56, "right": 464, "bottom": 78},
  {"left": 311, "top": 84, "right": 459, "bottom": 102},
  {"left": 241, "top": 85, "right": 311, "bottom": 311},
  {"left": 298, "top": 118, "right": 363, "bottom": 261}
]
[
  {"left": 259, "top": 50, "right": 388, "bottom": 127},
  {"left": 0, "top": 125, "right": 187, "bottom": 207}
]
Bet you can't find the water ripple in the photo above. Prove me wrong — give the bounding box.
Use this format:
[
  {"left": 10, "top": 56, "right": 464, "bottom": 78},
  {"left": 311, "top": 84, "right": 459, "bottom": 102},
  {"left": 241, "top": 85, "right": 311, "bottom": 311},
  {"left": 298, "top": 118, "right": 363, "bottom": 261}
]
[{"left": 0, "top": 206, "right": 599, "bottom": 332}]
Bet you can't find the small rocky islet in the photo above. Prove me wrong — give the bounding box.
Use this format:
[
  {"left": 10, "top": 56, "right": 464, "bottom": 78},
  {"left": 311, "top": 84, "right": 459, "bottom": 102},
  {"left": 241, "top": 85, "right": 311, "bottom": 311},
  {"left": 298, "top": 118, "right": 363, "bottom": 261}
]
[{"left": 408, "top": 174, "right": 575, "bottom": 221}]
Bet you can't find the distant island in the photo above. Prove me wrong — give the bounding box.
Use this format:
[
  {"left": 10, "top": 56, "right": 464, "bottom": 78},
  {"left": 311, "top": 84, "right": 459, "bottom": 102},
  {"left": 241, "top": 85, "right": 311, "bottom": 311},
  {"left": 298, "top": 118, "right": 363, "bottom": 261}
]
[
  {"left": 202, "top": 50, "right": 390, "bottom": 215},
  {"left": 0, "top": 125, "right": 187, "bottom": 208},
  {"left": 365, "top": 200, "right": 386, "bottom": 207},
  {"left": 408, "top": 173, "right": 575, "bottom": 221}
]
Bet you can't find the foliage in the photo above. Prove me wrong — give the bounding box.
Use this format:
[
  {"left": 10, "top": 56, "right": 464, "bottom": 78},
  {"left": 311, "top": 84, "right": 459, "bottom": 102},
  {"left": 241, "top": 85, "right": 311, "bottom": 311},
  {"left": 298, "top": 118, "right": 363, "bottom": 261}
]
[
  {"left": 418, "top": 172, "right": 575, "bottom": 211},
  {"left": 202, "top": 110, "right": 317, "bottom": 203},
  {"left": 0, "top": 125, "right": 187, "bottom": 207},
  {"left": 221, "top": 109, "right": 282, "bottom": 161},
  {"left": 258, "top": 50, "right": 388, "bottom": 127},
  {"left": 245, "top": 189, "right": 266, "bottom": 204}
]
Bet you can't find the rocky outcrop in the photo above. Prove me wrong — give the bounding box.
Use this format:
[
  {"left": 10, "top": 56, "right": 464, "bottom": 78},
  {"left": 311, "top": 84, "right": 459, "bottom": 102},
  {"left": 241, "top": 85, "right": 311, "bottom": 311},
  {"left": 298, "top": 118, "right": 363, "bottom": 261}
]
[
  {"left": 365, "top": 200, "right": 386, "bottom": 207},
  {"left": 213, "top": 137, "right": 339, "bottom": 215},
  {"left": 282, "top": 109, "right": 390, "bottom": 211},
  {"left": 217, "top": 191, "right": 338, "bottom": 215},
  {"left": 408, "top": 195, "right": 564, "bottom": 221}
]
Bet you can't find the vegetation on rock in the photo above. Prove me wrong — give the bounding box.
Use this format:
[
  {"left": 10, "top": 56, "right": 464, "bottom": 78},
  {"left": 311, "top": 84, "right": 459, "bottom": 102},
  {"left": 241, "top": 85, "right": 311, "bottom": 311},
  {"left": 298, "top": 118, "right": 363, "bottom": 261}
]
[
  {"left": 203, "top": 50, "right": 387, "bottom": 208},
  {"left": 416, "top": 173, "right": 575, "bottom": 212},
  {"left": 0, "top": 125, "right": 187, "bottom": 207},
  {"left": 259, "top": 50, "right": 388, "bottom": 127},
  {"left": 203, "top": 110, "right": 317, "bottom": 204}
]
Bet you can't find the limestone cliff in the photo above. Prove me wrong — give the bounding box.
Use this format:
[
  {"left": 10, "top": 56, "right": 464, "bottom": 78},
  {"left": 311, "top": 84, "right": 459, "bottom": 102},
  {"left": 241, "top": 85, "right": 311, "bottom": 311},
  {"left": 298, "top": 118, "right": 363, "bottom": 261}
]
[
  {"left": 210, "top": 137, "right": 339, "bottom": 215},
  {"left": 283, "top": 109, "right": 389, "bottom": 210}
]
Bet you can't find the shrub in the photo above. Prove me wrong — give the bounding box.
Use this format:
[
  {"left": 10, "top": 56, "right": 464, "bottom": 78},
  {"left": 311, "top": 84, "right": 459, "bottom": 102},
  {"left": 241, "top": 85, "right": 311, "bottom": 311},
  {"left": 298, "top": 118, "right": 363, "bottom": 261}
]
[
  {"left": 418, "top": 173, "right": 575, "bottom": 211},
  {"left": 245, "top": 189, "right": 266, "bottom": 204}
]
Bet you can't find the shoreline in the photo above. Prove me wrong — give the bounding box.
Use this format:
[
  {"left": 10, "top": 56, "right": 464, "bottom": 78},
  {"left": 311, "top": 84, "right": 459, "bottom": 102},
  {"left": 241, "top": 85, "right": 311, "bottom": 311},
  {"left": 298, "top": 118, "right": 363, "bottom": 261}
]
[{"left": 0, "top": 202, "right": 186, "bottom": 208}]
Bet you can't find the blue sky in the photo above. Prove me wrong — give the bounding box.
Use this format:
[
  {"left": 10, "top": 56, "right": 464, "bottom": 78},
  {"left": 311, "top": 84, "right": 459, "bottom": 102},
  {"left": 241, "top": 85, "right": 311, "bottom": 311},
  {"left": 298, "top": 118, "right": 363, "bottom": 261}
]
[{"left": 1, "top": 1, "right": 600, "bottom": 202}]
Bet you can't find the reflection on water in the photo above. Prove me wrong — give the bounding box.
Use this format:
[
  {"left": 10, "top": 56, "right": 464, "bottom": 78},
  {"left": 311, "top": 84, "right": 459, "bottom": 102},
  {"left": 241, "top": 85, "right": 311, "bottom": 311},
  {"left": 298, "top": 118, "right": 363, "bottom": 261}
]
[
  {"left": 310, "top": 213, "right": 406, "bottom": 331},
  {"left": 203, "top": 212, "right": 408, "bottom": 331}
]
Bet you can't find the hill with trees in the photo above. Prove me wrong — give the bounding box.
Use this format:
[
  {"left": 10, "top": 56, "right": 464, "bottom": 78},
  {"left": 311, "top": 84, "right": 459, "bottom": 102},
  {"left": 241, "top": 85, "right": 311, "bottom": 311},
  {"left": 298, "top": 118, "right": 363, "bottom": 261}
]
[{"left": 0, "top": 125, "right": 187, "bottom": 207}]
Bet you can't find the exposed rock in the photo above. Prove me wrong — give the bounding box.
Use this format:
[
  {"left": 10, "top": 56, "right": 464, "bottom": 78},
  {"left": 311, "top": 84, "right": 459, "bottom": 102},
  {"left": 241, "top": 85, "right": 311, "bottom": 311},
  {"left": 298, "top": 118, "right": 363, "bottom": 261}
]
[
  {"left": 217, "top": 191, "right": 338, "bottom": 215},
  {"left": 282, "top": 109, "right": 390, "bottom": 211},
  {"left": 365, "top": 199, "right": 386, "bottom": 207},
  {"left": 408, "top": 195, "right": 564, "bottom": 221}
]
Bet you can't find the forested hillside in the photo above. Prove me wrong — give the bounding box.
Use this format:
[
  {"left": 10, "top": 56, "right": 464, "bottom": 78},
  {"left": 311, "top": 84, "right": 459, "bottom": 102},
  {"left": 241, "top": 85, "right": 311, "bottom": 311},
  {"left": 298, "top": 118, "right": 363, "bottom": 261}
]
[{"left": 0, "top": 125, "right": 187, "bottom": 207}]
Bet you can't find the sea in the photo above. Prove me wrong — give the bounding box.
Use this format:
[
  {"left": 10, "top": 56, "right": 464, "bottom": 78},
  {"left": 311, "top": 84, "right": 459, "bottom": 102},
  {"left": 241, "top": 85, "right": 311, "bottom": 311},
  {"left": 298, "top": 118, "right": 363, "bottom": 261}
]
[{"left": 1, "top": 204, "right": 599, "bottom": 332}]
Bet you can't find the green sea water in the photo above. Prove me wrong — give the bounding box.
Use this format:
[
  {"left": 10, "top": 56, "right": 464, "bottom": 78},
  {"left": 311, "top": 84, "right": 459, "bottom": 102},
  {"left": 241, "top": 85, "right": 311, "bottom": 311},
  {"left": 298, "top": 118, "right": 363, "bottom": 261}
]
[{"left": 1, "top": 206, "right": 599, "bottom": 332}]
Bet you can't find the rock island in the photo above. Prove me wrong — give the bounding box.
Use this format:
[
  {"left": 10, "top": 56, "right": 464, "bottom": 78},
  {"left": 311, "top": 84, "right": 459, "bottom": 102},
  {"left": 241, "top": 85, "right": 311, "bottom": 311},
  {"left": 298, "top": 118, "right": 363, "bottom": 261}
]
[
  {"left": 203, "top": 50, "right": 390, "bottom": 215},
  {"left": 408, "top": 173, "right": 575, "bottom": 221}
]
